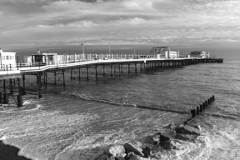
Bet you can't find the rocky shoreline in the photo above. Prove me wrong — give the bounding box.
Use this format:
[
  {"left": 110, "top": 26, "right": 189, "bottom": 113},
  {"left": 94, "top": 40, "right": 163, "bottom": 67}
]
[{"left": 95, "top": 123, "right": 201, "bottom": 160}]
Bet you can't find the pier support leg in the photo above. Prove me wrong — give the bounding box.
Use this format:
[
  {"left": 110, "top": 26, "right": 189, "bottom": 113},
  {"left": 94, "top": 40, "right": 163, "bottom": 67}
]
[
  {"left": 22, "top": 75, "right": 26, "bottom": 95},
  {"left": 110, "top": 65, "right": 113, "bottom": 77},
  {"left": 128, "top": 63, "right": 130, "bottom": 74},
  {"left": 70, "top": 68, "right": 73, "bottom": 80},
  {"left": 78, "top": 67, "right": 81, "bottom": 80},
  {"left": 118, "top": 64, "right": 121, "bottom": 77},
  {"left": 17, "top": 78, "right": 22, "bottom": 107},
  {"left": 103, "top": 65, "right": 105, "bottom": 77},
  {"left": 3, "top": 79, "right": 8, "bottom": 104},
  {"left": 10, "top": 79, "right": 13, "bottom": 94},
  {"left": 54, "top": 72, "right": 57, "bottom": 85},
  {"left": 37, "top": 73, "right": 42, "bottom": 98},
  {"left": 86, "top": 66, "right": 89, "bottom": 81},
  {"left": 135, "top": 63, "right": 137, "bottom": 73},
  {"left": 62, "top": 70, "right": 66, "bottom": 86},
  {"left": 95, "top": 65, "right": 98, "bottom": 81},
  {"left": 0, "top": 92, "right": 2, "bottom": 104},
  {"left": 121, "top": 64, "right": 123, "bottom": 73}
]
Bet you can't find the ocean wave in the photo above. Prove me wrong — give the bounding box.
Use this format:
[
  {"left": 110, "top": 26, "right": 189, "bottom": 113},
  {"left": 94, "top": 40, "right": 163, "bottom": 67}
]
[
  {"left": 61, "top": 92, "right": 189, "bottom": 114},
  {"left": 54, "top": 130, "right": 212, "bottom": 160},
  {"left": 204, "top": 113, "right": 239, "bottom": 120}
]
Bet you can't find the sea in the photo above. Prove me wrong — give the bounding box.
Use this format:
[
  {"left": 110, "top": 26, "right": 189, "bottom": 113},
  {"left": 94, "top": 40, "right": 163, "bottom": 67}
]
[{"left": 0, "top": 46, "right": 240, "bottom": 160}]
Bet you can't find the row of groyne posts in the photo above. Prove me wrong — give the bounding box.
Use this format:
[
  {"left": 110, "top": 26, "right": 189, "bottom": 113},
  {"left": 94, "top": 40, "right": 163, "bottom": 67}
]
[
  {"left": 0, "top": 58, "right": 222, "bottom": 107},
  {"left": 184, "top": 95, "right": 215, "bottom": 124}
]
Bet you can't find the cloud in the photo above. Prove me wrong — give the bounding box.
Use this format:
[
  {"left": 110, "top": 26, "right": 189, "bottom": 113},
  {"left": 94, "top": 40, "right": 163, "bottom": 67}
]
[{"left": 0, "top": 0, "right": 240, "bottom": 47}]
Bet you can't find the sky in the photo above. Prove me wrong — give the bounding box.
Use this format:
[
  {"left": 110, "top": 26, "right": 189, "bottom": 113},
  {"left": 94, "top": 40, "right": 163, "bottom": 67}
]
[{"left": 0, "top": 0, "right": 240, "bottom": 50}]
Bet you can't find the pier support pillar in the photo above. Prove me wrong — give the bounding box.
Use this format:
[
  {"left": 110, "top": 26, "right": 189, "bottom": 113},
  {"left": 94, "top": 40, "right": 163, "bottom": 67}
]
[
  {"left": 128, "top": 63, "right": 130, "bottom": 74},
  {"left": 110, "top": 65, "right": 113, "bottom": 77},
  {"left": 62, "top": 70, "right": 66, "bottom": 86},
  {"left": 22, "top": 75, "right": 26, "bottom": 95},
  {"left": 0, "top": 92, "right": 2, "bottom": 104},
  {"left": 135, "top": 63, "right": 137, "bottom": 73},
  {"left": 17, "top": 78, "right": 22, "bottom": 107},
  {"left": 118, "top": 64, "right": 121, "bottom": 77},
  {"left": 3, "top": 94, "right": 9, "bottom": 104},
  {"left": 95, "top": 65, "right": 98, "bottom": 81},
  {"left": 103, "top": 65, "right": 105, "bottom": 77},
  {"left": 54, "top": 72, "right": 57, "bottom": 85},
  {"left": 3, "top": 80, "right": 8, "bottom": 104},
  {"left": 86, "top": 66, "right": 89, "bottom": 81},
  {"left": 37, "top": 73, "right": 42, "bottom": 98},
  {"left": 78, "top": 67, "right": 81, "bottom": 80}
]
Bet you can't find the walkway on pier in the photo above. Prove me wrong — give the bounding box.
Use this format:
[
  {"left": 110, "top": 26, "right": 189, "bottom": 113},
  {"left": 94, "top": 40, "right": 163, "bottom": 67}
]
[{"left": 0, "top": 56, "right": 223, "bottom": 107}]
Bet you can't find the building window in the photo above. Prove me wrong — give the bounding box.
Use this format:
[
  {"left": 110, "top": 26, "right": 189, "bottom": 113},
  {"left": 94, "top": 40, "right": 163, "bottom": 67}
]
[
  {"left": 6, "top": 56, "right": 9, "bottom": 60},
  {"left": 2, "top": 56, "right": 5, "bottom": 60}
]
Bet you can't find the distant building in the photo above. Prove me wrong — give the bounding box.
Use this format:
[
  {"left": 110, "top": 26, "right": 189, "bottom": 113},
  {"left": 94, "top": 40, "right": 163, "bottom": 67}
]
[
  {"left": 24, "top": 49, "right": 58, "bottom": 65},
  {"left": 150, "top": 47, "right": 179, "bottom": 59},
  {"left": 189, "top": 51, "right": 209, "bottom": 58},
  {"left": 0, "top": 48, "right": 17, "bottom": 70}
]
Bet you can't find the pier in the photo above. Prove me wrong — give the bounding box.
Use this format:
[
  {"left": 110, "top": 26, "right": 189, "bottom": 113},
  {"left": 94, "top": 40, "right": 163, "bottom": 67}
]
[{"left": 0, "top": 54, "right": 223, "bottom": 107}]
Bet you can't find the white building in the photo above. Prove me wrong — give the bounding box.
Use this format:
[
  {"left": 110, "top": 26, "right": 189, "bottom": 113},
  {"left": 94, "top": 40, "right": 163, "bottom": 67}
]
[
  {"left": 151, "top": 47, "right": 179, "bottom": 59},
  {"left": 0, "top": 48, "right": 17, "bottom": 70}
]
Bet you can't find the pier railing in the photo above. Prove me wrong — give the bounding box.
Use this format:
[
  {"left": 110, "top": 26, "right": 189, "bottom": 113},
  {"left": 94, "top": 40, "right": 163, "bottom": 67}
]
[{"left": 0, "top": 53, "right": 222, "bottom": 74}]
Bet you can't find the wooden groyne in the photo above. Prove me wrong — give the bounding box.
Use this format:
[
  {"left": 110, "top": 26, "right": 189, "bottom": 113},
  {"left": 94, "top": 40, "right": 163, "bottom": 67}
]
[{"left": 0, "top": 57, "right": 223, "bottom": 107}]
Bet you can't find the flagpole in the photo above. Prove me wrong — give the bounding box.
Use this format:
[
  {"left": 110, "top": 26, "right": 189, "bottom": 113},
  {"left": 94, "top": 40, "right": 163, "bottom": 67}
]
[
  {"left": 109, "top": 42, "right": 110, "bottom": 55},
  {"left": 83, "top": 43, "right": 84, "bottom": 54}
]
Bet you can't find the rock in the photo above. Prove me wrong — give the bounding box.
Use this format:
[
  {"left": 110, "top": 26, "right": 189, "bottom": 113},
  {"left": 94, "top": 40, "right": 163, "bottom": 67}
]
[
  {"left": 160, "top": 140, "right": 183, "bottom": 150},
  {"left": 152, "top": 133, "right": 161, "bottom": 141},
  {"left": 124, "top": 141, "right": 144, "bottom": 157},
  {"left": 163, "top": 123, "right": 176, "bottom": 130},
  {"left": 95, "top": 153, "right": 115, "bottom": 160},
  {"left": 175, "top": 124, "right": 201, "bottom": 135},
  {"left": 143, "top": 135, "right": 155, "bottom": 144},
  {"left": 115, "top": 157, "right": 125, "bottom": 160},
  {"left": 174, "top": 133, "right": 198, "bottom": 142},
  {"left": 153, "top": 132, "right": 172, "bottom": 142},
  {"left": 129, "top": 154, "right": 150, "bottom": 160},
  {"left": 160, "top": 134, "right": 171, "bottom": 142},
  {"left": 108, "top": 145, "right": 125, "bottom": 157},
  {"left": 142, "top": 146, "right": 151, "bottom": 158}
]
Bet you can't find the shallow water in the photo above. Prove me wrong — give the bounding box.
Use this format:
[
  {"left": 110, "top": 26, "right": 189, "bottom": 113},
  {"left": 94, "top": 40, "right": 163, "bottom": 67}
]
[{"left": 0, "top": 57, "right": 240, "bottom": 160}]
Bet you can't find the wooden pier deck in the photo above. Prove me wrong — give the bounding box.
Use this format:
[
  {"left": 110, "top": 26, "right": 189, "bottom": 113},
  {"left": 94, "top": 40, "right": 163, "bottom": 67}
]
[{"left": 0, "top": 57, "right": 223, "bottom": 107}]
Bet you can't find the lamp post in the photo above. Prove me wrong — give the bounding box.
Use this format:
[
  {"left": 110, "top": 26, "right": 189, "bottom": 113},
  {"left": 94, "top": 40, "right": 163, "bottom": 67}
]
[{"left": 16, "top": 52, "right": 19, "bottom": 70}]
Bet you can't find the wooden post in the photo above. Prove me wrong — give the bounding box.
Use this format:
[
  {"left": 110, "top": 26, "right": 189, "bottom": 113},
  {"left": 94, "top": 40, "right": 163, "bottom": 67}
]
[
  {"left": 191, "top": 109, "right": 196, "bottom": 118},
  {"left": 128, "top": 63, "right": 130, "bottom": 74}
]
